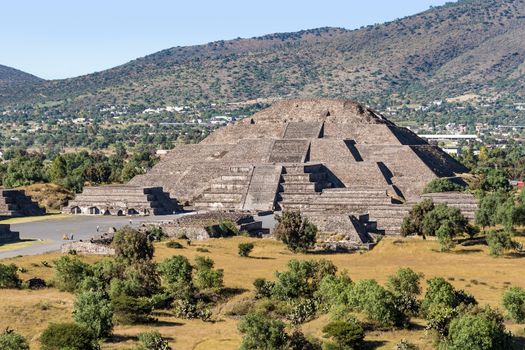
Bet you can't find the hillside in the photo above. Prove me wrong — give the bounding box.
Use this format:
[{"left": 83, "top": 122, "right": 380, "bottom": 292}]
[
  {"left": 0, "top": 64, "right": 42, "bottom": 86},
  {"left": 1, "top": 0, "right": 524, "bottom": 110}
]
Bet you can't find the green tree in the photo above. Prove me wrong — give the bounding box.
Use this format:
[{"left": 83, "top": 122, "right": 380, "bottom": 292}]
[
  {"left": 158, "top": 255, "right": 193, "bottom": 285},
  {"left": 40, "top": 322, "right": 99, "bottom": 350},
  {"left": 486, "top": 230, "right": 521, "bottom": 256},
  {"left": 0, "top": 263, "right": 22, "bottom": 289},
  {"left": 422, "top": 204, "right": 467, "bottom": 237},
  {"left": 273, "top": 210, "right": 317, "bottom": 253},
  {"left": 112, "top": 227, "right": 154, "bottom": 264},
  {"left": 238, "top": 242, "right": 255, "bottom": 257},
  {"left": 238, "top": 312, "right": 288, "bottom": 350},
  {"left": 193, "top": 256, "right": 224, "bottom": 293},
  {"left": 322, "top": 319, "right": 365, "bottom": 350},
  {"left": 347, "top": 279, "right": 405, "bottom": 327},
  {"left": 423, "top": 178, "right": 464, "bottom": 193},
  {"left": 502, "top": 286, "right": 525, "bottom": 323},
  {"left": 53, "top": 256, "right": 91, "bottom": 292},
  {"left": 445, "top": 307, "right": 512, "bottom": 350},
  {"left": 0, "top": 328, "right": 29, "bottom": 350},
  {"left": 73, "top": 290, "right": 113, "bottom": 339},
  {"left": 386, "top": 268, "right": 423, "bottom": 316},
  {"left": 400, "top": 199, "right": 434, "bottom": 236}
]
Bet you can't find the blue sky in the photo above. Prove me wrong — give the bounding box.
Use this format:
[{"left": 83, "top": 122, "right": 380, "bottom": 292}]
[{"left": 1, "top": 0, "right": 454, "bottom": 80}]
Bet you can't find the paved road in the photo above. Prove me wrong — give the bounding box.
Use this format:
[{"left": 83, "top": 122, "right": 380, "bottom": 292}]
[{"left": 0, "top": 214, "right": 183, "bottom": 259}]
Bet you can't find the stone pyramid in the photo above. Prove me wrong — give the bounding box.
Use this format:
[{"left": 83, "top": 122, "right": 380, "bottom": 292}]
[{"left": 130, "top": 98, "right": 469, "bottom": 240}]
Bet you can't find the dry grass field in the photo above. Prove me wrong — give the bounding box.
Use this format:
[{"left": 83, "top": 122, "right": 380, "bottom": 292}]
[{"left": 1, "top": 235, "right": 525, "bottom": 349}]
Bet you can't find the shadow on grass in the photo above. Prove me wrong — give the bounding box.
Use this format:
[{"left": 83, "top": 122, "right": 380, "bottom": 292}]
[
  {"left": 247, "top": 256, "right": 275, "bottom": 260},
  {"left": 154, "top": 319, "right": 184, "bottom": 327},
  {"left": 451, "top": 248, "right": 484, "bottom": 254},
  {"left": 105, "top": 334, "right": 138, "bottom": 343},
  {"left": 362, "top": 340, "right": 388, "bottom": 349},
  {"left": 513, "top": 335, "right": 525, "bottom": 349},
  {"left": 221, "top": 287, "right": 249, "bottom": 298}
]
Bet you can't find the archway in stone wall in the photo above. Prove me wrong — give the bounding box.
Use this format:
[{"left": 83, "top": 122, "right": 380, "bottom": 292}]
[
  {"left": 88, "top": 207, "right": 100, "bottom": 215},
  {"left": 117, "top": 210, "right": 124, "bottom": 216},
  {"left": 70, "top": 206, "right": 81, "bottom": 214},
  {"left": 127, "top": 208, "right": 138, "bottom": 215},
  {"left": 103, "top": 209, "right": 111, "bottom": 216},
  {"left": 143, "top": 209, "right": 150, "bottom": 216}
]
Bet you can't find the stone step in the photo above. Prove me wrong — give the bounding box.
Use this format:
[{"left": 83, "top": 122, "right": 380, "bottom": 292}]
[
  {"left": 201, "top": 193, "right": 244, "bottom": 202},
  {"left": 221, "top": 175, "right": 250, "bottom": 182},
  {"left": 193, "top": 201, "right": 241, "bottom": 210},
  {"left": 211, "top": 183, "right": 248, "bottom": 191},
  {"left": 280, "top": 182, "right": 318, "bottom": 192}
]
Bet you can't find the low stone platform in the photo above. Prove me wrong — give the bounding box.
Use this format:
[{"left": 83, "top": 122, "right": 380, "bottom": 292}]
[
  {"left": 63, "top": 185, "right": 178, "bottom": 216},
  {"left": 0, "top": 224, "right": 20, "bottom": 244},
  {"left": 0, "top": 189, "right": 45, "bottom": 218},
  {"left": 420, "top": 191, "right": 478, "bottom": 221},
  {"left": 161, "top": 212, "right": 264, "bottom": 240}
]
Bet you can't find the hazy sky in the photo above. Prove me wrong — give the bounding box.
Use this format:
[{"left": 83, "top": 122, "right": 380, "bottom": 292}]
[{"left": 1, "top": 0, "right": 454, "bottom": 80}]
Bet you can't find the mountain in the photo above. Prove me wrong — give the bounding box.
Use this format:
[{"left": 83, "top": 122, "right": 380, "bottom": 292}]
[
  {"left": 1, "top": 0, "right": 524, "bottom": 110},
  {"left": 0, "top": 65, "right": 42, "bottom": 86}
]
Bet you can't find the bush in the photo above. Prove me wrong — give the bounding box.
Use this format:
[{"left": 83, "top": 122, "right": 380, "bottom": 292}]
[
  {"left": 322, "top": 319, "right": 365, "bottom": 349},
  {"left": 272, "top": 259, "right": 337, "bottom": 300},
  {"left": 109, "top": 261, "right": 161, "bottom": 298},
  {"left": 253, "top": 278, "right": 274, "bottom": 299},
  {"left": 73, "top": 290, "right": 113, "bottom": 339},
  {"left": 502, "top": 286, "right": 525, "bottom": 323},
  {"left": 286, "top": 298, "right": 318, "bottom": 325},
  {"left": 136, "top": 331, "right": 172, "bottom": 350},
  {"left": 238, "top": 242, "right": 254, "bottom": 257},
  {"left": 193, "top": 256, "right": 223, "bottom": 292},
  {"left": 423, "top": 178, "right": 464, "bottom": 193},
  {"left": 315, "top": 272, "right": 353, "bottom": 309},
  {"left": 395, "top": 339, "right": 419, "bottom": 350},
  {"left": 400, "top": 199, "right": 435, "bottom": 236},
  {"left": 421, "top": 277, "right": 476, "bottom": 316},
  {"left": 386, "top": 268, "right": 423, "bottom": 316},
  {"left": 273, "top": 210, "right": 317, "bottom": 252},
  {"left": 166, "top": 241, "right": 183, "bottom": 249},
  {"left": 238, "top": 312, "right": 288, "bottom": 350},
  {"left": 217, "top": 220, "right": 240, "bottom": 236},
  {"left": 53, "top": 256, "right": 91, "bottom": 292},
  {"left": 0, "top": 263, "right": 22, "bottom": 289},
  {"left": 445, "top": 307, "right": 512, "bottom": 350},
  {"left": 146, "top": 226, "right": 166, "bottom": 241},
  {"left": 422, "top": 204, "right": 467, "bottom": 237},
  {"left": 486, "top": 230, "right": 521, "bottom": 256},
  {"left": 112, "top": 227, "right": 154, "bottom": 264},
  {"left": 0, "top": 328, "right": 29, "bottom": 350},
  {"left": 111, "top": 295, "right": 152, "bottom": 324},
  {"left": 172, "top": 299, "right": 211, "bottom": 321},
  {"left": 347, "top": 279, "right": 405, "bottom": 327},
  {"left": 158, "top": 255, "right": 193, "bottom": 285},
  {"left": 40, "top": 322, "right": 99, "bottom": 350}
]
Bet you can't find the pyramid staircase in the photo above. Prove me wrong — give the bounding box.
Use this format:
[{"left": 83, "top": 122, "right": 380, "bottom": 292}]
[
  {"left": 0, "top": 189, "right": 45, "bottom": 218},
  {"left": 193, "top": 166, "right": 254, "bottom": 211}
]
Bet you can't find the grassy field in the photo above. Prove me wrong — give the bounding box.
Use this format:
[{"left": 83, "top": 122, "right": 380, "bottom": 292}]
[{"left": 1, "top": 235, "right": 524, "bottom": 349}]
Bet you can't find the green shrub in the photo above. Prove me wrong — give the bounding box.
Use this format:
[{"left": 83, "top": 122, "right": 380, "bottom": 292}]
[
  {"left": 217, "top": 220, "right": 240, "bottom": 236},
  {"left": 347, "top": 279, "right": 405, "bottom": 327},
  {"left": 196, "top": 247, "right": 210, "bottom": 253},
  {"left": 193, "top": 256, "right": 223, "bottom": 292},
  {"left": 146, "top": 226, "right": 166, "bottom": 241},
  {"left": 501, "top": 286, "right": 525, "bottom": 323},
  {"left": 272, "top": 259, "right": 337, "bottom": 301},
  {"left": 386, "top": 268, "right": 423, "bottom": 316},
  {"left": 286, "top": 298, "right": 318, "bottom": 325},
  {"left": 112, "top": 227, "right": 154, "bottom": 264},
  {"left": 158, "top": 255, "right": 193, "bottom": 285},
  {"left": 273, "top": 210, "right": 317, "bottom": 253},
  {"left": 238, "top": 312, "right": 288, "bottom": 350},
  {"left": 422, "top": 204, "right": 467, "bottom": 237},
  {"left": 40, "top": 323, "right": 99, "bottom": 350},
  {"left": 421, "top": 277, "right": 476, "bottom": 316},
  {"left": 238, "top": 242, "right": 254, "bottom": 257},
  {"left": 52, "top": 256, "right": 91, "bottom": 292},
  {"left": 166, "top": 241, "right": 183, "bottom": 249},
  {"left": 253, "top": 278, "right": 274, "bottom": 299},
  {"left": 136, "top": 331, "right": 172, "bottom": 350},
  {"left": 486, "top": 230, "right": 521, "bottom": 256},
  {"left": 322, "top": 319, "right": 365, "bottom": 349},
  {"left": 108, "top": 261, "right": 160, "bottom": 298},
  {"left": 445, "top": 307, "right": 512, "bottom": 350},
  {"left": 73, "top": 290, "right": 113, "bottom": 339},
  {"left": 400, "top": 199, "right": 434, "bottom": 237},
  {"left": 423, "top": 178, "right": 464, "bottom": 193},
  {"left": 0, "top": 328, "right": 29, "bottom": 350},
  {"left": 0, "top": 263, "right": 22, "bottom": 289},
  {"left": 315, "top": 272, "right": 353, "bottom": 309},
  {"left": 395, "top": 339, "right": 419, "bottom": 350},
  {"left": 111, "top": 295, "right": 152, "bottom": 325}
]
